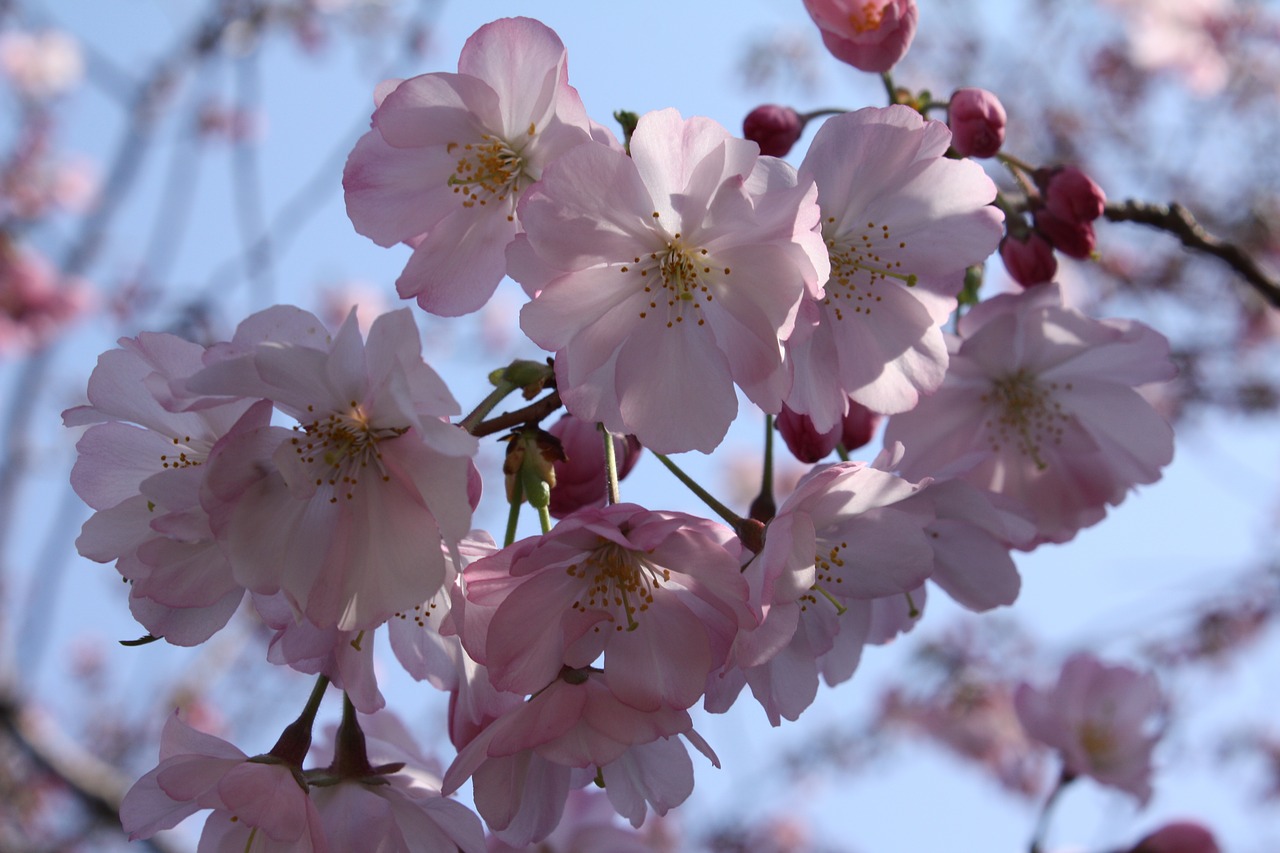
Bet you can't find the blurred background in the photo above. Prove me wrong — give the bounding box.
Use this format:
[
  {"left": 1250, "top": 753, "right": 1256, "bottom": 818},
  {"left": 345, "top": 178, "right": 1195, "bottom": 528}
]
[{"left": 1, "top": 0, "right": 1279, "bottom": 850}]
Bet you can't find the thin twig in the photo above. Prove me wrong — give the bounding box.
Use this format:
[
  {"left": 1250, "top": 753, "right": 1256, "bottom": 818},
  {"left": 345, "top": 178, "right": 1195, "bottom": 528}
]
[
  {"left": 471, "top": 391, "right": 563, "bottom": 438},
  {"left": 1104, "top": 198, "right": 1280, "bottom": 308}
]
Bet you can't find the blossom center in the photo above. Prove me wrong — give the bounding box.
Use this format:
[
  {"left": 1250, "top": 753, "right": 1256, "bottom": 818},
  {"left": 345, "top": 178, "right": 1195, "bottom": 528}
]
[
  {"left": 823, "top": 219, "right": 915, "bottom": 321},
  {"left": 848, "top": 1, "right": 887, "bottom": 34},
  {"left": 446, "top": 130, "right": 531, "bottom": 218},
  {"left": 623, "top": 228, "right": 725, "bottom": 329},
  {"left": 981, "top": 371, "right": 1070, "bottom": 470},
  {"left": 290, "top": 403, "right": 407, "bottom": 502},
  {"left": 566, "top": 540, "right": 671, "bottom": 631},
  {"left": 1079, "top": 719, "right": 1118, "bottom": 768}
]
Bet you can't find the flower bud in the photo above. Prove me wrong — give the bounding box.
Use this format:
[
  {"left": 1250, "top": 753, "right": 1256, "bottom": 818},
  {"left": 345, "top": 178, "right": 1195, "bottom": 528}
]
[
  {"left": 1039, "top": 165, "right": 1106, "bottom": 222},
  {"left": 999, "top": 231, "right": 1058, "bottom": 286},
  {"left": 1127, "top": 821, "right": 1221, "bottom": 853},
  {"left": 743, "top": 105, "right": 804, "bottom": 157},
  {"left": 947, "top": 87, "right": 1006, "bottom": 158},
  {"left": 777, "top": 405, "right": 841, "bottom": 463},
  {"left": 803, "top": 0, "right": 919, "bottom": 72},
  {"left": 841, "top": 400, "right": 882, "bottom": 451},
  {"left": 1034, "top": 209, "right": 1096, "bottom": 259}
]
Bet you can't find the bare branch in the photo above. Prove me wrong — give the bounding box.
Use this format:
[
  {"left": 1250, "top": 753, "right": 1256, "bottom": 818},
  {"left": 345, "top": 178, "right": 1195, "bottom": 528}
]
[{"left": 1104, "top": 198, "right": 1280, "bottom": 308}]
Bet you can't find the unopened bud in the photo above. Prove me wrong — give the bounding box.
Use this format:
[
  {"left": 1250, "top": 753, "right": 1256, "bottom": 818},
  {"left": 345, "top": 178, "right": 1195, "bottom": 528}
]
[
  {"left": 1127, "top": 821, "right": 1221, "bottom": 853},
  {"left": 947, "top": 87, "right": 1006, "bottom": 158},
  {"left": 1000, "top": 231, "right": 1058, "bottom": 286},
  {"left": 1038, "top": 165, "right": 1106, "bottom": 222},
  {"left": 743, "top": 104, "right": 804, "bottom": 157}
]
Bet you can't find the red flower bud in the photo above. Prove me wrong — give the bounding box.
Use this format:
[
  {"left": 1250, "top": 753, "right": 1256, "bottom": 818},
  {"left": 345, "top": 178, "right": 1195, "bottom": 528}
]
[
  {"left": 1000, "top": 231, "right": 1058, "bottom": 286},
  {"left": 1039, "top": 165, "right": 1106, "bottom": 222},
  {"left": 1127, "top": 821, "right": 1221, "bottom": 853},
  {"left": 1034, "top": 209, "right": 1097, "bottom": 259},
  {"left": 743, "top": 104, "right": 804, "bottom": 157},
  {"left": 947, "top": 87, "right": 1006, "bottom": 158}
]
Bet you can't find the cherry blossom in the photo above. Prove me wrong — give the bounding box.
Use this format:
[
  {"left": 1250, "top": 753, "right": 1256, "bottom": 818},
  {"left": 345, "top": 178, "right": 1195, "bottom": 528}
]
[
  {"left": 456, "top": 503, "right": 751, "bottom": 712},
  {"left": 120, "top": 713, "right": 326, "bottom": 848},
  {"left": 707, "top": 460, "right": 934, "bottom": 724},
  {"left": 884, "top": 283, "right": 1176, "bottom": 544},
  {"left": 443, "top": 670, "right": 716, "bottom": 843},
  {"left": 513, "top": 108, "right": 829, "bottom": 453},
  {"left": 802, "top": 0, "right": 919, "bottom": 72},
  {"left": 784, "top": 105, "right": 1004, "bottom": 430},
  {"left": 187, "top": 306, "right": 478, "bottom": 631},
  {"left": 343, "top": 17, "right": 611, "bottom": 316},
  {"left": 1015, "top": 653, "right": 1166, "bottom": 804},
  {"left": 65, "top": 332, "right": 263, "bottom": 645}
]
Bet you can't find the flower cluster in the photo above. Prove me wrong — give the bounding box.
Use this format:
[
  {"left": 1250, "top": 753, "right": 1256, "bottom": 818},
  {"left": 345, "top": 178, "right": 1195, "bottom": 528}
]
[{"left": 64, "top": 9, "right": 1187, "bottom": 849}]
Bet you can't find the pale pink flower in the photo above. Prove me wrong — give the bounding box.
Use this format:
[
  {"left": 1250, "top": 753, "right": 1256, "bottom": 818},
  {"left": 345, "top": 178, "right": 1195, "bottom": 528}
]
[
  {"left": 1015, "top": 653, "right": 1166, "bottom": 804},
  {"left": 65, "top": 332, "right": 263, "bottom": 645},
  {"left": 707, "top": 461, "right": 935, "bottom": 724},
  {"left": 513, "top": 108, "right": 829, "bottom": 453},
  {"left": 307, "top": 712, "right": 487, "bottom": 853},
  {"left": 0, "top": 29, "right": 83, "bottom": 98},
  {"left": 255, "top": 593, "right": 384, "bottom": 714},
  {"left": 486, "top": 788, "right": 658, "bottom": 853},
  {"left": 785, "top": 106, "right": 1004, "bottom": 430},
  {"left": 802, "top": 0, "right": 919, "bottom": 72},
  {"left": 444, "top": 670, "right": 716, "bottom": 843},
  {"left": 343, "top": 17, "right": 611, "bottom": 316},
  {"left": 456, "top": 503, "right": 751, "bottom": 712},
  {"left": 120, "top": 713, "right": 326, "bottom": 848},
  {"left": 884, "top": 283, "right": 1177, "bottom": 544},
  {"left": 189, "top": 306, "right": 478, "bottom": 631}
]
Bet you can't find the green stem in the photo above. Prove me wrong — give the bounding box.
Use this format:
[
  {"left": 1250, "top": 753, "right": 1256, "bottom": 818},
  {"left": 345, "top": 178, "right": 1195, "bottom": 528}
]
[
  {"left": 537, "top": 503, "right": 552, "bottom": 534},
  {"left": 835, "top": 444, "right": 850, "bottom": 463},
  {"left": 653, "top": 453, "right": 743, "bottom": 528},
  {"left": 880, "top": 71, "right": 898, "bottom": 105},
  {"left": 504, "top": 475, "right": 523, "bottom": 547},
  {"left": 600, "top": 423, "right": 621, "bottom": 505},
  {"left": 1029, "top": 770, "right": 1074, "bottom": 853},
  {"left": 460, "top": 381, "right": 517, "bottom": 434}
]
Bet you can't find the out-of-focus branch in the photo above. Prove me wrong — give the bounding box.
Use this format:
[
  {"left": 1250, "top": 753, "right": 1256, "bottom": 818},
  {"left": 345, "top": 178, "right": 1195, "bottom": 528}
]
[
  {"left": 1105, "top": 199, "right": 1280, "bottom": 308},
  {"left": 0, "top": 692, "right": 186, "bottom": 853}
]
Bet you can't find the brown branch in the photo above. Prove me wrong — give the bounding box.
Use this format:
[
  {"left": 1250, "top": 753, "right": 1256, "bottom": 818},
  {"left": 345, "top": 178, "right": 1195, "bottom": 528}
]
[
  {"left": 471, "top": 391, "right": 563, "bottom": 438},
  {"left": 0, "top": 692, "right": 186, "bottom": 853},
  {"left": 1104, "top": 198, "right": 1280, "bottom": 308}
]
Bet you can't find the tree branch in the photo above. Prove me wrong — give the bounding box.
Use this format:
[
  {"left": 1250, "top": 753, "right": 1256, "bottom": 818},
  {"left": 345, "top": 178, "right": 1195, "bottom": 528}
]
[
  {"left": 1104, "top": 198, "right": 1280, "bottom": 308},
  {"left": 0, "top": 693, "right": 187, "bottom": 853},
  {"left": 471, "top": 391, "right": 563, "bottom": 438}
]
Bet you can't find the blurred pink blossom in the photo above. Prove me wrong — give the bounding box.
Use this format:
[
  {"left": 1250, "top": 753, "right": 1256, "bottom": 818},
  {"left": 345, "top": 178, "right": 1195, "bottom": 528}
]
[
  {"left": 0, "top": 239, "right": 90, "bottom": 351},
  {"left": 1102, "top": 0, "right": 1234, "bottom": 95},
  {"left": 1015, "top": 653, "right": 1166, "bottom": 804},
  {"left": 0, "top": 29, "right": 83, "bottom": 98}
]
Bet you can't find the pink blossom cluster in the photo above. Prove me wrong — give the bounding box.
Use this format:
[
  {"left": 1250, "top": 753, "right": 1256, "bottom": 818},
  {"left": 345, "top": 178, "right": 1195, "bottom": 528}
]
[{"left": 63, "top": 9, "right": 1189, "bottom": 848}]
